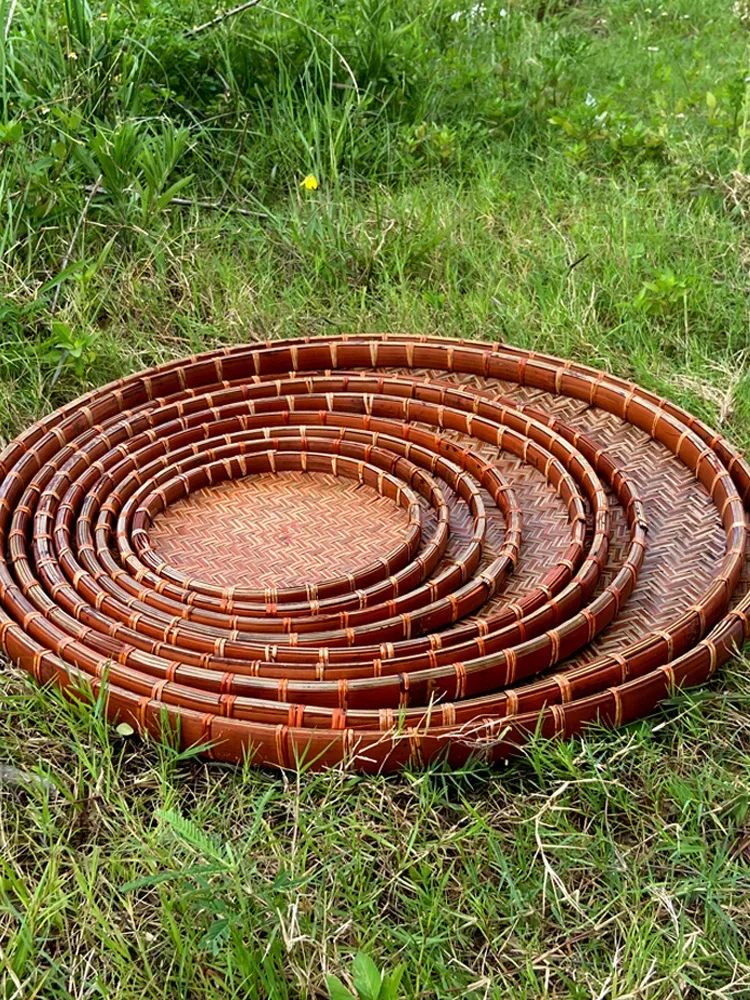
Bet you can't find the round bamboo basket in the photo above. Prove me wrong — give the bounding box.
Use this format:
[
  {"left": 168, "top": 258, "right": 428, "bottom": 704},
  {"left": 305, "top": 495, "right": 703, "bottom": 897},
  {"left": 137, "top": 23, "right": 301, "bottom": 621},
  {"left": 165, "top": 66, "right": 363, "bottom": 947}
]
[{"left": 1, "top": 335, "right": 748, "bottom": 771}]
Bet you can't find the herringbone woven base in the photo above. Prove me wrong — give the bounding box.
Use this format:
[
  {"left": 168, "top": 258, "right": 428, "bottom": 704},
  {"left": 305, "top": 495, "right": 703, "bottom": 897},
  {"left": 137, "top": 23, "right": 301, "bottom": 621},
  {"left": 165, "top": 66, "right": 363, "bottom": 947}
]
[{"left": 148, "top": 473, "right": 410, "bottom": 590}]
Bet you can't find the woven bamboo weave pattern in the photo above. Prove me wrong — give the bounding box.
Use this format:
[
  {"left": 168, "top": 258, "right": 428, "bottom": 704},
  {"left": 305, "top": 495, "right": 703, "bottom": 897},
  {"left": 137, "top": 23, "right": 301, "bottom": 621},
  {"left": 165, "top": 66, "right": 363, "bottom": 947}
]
[
  {"left": 148, "top": 473, "right": 411, "bottom": 590},
  {"left": 0, "top": 335, "right": 748, "bottom": 772}
]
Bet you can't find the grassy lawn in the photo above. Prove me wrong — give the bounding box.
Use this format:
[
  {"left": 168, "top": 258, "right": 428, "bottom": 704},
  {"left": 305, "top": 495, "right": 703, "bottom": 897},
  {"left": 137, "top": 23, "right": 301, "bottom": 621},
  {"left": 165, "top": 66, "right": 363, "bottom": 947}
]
[{"left": 1, "top": 0, "right": 750, "bottom": 996}]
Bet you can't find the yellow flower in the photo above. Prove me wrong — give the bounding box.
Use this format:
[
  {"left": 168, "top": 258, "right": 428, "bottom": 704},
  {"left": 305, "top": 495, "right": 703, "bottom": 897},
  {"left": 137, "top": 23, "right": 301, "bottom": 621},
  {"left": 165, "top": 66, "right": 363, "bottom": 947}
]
[
  {"left": 67, "top": 51, "right": 78, "bottom": 60},
  {"left": 301, "top": 174, "right": 318, "bottom": 191}
]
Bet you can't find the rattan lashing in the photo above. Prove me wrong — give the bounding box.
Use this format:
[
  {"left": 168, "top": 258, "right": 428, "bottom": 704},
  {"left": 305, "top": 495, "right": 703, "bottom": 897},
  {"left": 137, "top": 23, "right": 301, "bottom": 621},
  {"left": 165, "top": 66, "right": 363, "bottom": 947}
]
[{"left": 0, "top": 335, "right": 747, "bottom": 770}]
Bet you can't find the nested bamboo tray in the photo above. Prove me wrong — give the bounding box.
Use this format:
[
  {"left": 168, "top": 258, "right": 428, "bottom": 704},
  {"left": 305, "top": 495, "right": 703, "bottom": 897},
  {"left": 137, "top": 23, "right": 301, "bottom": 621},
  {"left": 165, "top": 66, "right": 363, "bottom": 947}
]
[{"left": 1, "top": 335, "right": 748, "bottom": 771}]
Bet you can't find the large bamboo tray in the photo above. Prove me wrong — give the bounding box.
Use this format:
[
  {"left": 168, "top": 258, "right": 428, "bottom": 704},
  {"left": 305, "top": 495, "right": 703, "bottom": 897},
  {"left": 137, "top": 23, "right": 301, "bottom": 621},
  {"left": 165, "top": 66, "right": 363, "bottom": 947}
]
[{"left": 1, "top": 335, "right": 748, "bottom": 771}]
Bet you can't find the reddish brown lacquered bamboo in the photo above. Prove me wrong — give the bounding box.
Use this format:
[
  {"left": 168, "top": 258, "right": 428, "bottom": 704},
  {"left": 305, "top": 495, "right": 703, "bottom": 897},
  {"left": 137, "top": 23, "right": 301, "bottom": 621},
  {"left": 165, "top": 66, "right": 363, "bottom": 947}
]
[{"left": 0, "top": 335, "right": 747, "bottom": 771}]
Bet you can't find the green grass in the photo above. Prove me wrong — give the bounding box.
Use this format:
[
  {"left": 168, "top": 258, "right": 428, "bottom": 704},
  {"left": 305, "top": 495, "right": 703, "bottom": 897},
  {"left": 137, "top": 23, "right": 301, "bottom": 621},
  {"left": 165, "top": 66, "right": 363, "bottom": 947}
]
[{"left": 1, "top": 0, "right": 750, "bottom": 996}]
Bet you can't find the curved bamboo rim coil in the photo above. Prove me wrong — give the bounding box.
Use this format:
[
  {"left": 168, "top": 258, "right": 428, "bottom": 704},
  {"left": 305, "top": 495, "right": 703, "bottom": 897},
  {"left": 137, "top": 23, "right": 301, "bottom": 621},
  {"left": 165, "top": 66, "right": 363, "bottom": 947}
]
[{"left": 0, "top": 335, "right": 748, "bottom": 771}]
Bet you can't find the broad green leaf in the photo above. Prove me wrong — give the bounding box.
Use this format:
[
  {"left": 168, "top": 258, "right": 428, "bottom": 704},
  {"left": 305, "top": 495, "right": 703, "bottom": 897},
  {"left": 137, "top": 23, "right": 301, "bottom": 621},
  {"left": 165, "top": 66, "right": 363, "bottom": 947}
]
[
  {"left": 325, "top": 975, "right": 356, "bottom": 1000},
  {"left": 51, "top": 320, "right": 72, "bottom": 341},
  {"left": 352, "top": 952, "right": 382, "bottom": 1000},
  {"left": 0, "top": 121, "right": 23, "bottom": 144}
]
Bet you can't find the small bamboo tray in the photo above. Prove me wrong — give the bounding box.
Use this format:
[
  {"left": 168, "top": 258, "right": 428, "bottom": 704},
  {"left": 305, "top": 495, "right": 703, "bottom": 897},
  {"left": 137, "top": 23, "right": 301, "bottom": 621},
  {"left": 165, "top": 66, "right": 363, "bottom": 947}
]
[{"left": 1, "top": 335, "right": 748, "bottom": 771}]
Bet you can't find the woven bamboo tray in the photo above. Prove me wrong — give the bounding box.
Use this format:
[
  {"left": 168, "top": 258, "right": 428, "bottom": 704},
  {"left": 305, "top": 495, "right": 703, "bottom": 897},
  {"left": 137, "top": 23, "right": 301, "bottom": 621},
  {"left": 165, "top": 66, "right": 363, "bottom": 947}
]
[{"left": 1, "top": 335, "right": 748, "bottom": 771}]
